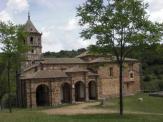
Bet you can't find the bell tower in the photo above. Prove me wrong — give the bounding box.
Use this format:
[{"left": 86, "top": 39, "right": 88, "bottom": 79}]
[{"left": 24, "top": 12, "right": 42, "bottom": 68}]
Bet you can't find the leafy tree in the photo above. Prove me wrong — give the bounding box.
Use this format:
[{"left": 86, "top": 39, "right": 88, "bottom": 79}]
[
  {"left": 77, "top": 0, "right": 162, "bottom": 115},
  {"left": 0, "top": 21, "right": 28, "bottom": 112},
  {"left": 128, "top": 43, "right": 163, "bottom": 92}
]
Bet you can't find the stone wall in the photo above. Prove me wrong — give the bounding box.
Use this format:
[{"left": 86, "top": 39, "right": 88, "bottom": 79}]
[{"left": 97, "top": 62, "right": 140, "bottom": 98}]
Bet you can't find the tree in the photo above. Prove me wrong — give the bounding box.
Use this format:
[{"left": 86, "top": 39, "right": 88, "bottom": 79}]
[
  {"left": 0, "top": 21, "right": 28, "bottom": 112},
  {"left": 77, "top": 0, "right": 162, "bottom": 115},
  {"left": 128, "top": 43, "right": 163, "bottom": 92}
]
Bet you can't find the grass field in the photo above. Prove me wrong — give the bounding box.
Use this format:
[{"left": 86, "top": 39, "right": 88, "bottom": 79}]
[
  {"left": 100, "top": 93, "right": 163, "bottom": 113},
  {"left": 0, "top": 93, "right": 163, "bottom": 122}
]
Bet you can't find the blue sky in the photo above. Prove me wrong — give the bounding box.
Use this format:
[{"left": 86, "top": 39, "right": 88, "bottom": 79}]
[{"left": 0, "top": 0, "right": 163, "bottom": 52}]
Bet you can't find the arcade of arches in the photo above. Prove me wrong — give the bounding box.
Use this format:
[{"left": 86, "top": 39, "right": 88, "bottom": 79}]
[{"left": 32, "top": 81, "right": 97, "bottom": 107}]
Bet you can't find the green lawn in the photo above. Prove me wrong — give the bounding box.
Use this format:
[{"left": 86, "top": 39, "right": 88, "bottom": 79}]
[
  {"left": 124, "top": 93, "right": 163, "bottom": 113},
  {"left": 0, "top": 93, "right": 163, "bottom": 122},
  {"left": 0, "top": 111, "right": 163, "bottom": 122},
  {"left": 101, "top": 93, "right": 163, "bottom": 113}
]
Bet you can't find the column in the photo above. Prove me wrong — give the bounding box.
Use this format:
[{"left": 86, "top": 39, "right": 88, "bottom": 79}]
[
  {"left": 31, "top": 92, "right": 36, "bottom": 107},
  {"left": 71, "top": 84, "right": 75, "bottom": 103},
  {"left": 85, "top": 85, "right": 89, "bottom": 101}
]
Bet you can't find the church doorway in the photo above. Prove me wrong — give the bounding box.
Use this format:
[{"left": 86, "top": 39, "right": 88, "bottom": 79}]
[
  {"left": 61, "top": 83, "right": 71, "bottom": 103},
  {"left": 36, "top": 84, "right": 49, "bottom": 106},
  {"left": 88, "top": 81, "right": 97, "bottom": 100},
  {"left": 75, "top": 81, "right": 85, "bottom": 101}
]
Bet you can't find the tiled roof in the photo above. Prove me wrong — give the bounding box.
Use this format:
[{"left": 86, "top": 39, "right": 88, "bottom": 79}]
[
  {"left": 77, "top": 51, "right": 138, "bottom": 62},
  {"left": 76, "top": 51, "right": 90, "bottom": 58},
  {"left": 112, "top": 56, "right": 138, "bottom": 62},
  {"left": 124, "top": 58, "right": 138, "bottom": 61},
  {"left": 65, "top": 67, "right": 88, "bottom": 73},
  {"left": 21, "top": 70, "right": 68, "bottom": 79},
  {"left": 76, "top": 51, "right": 112, "bottom": 58},
  {"left": 23, "top": 64, "right": 39, "bottom": 72},
  {"left": 42, "top": 58, "right": 86, "bottom": 64},
  {"left": 87, "top": 72, "right": 98, "bottom": 76},
  {"left": 90, "top": 56, "right": 138, "bottom": 63},
  {"left": 90, "top": 57, "right": 111, "bottom": 63}
]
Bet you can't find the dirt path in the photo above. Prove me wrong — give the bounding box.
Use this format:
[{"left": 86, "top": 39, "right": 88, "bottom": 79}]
[
  {"left": 42, "top": 102, "right": 163, "bottom": 116},
  {"left": 42, "top": 102, "right": 117, "bottom": 115}
]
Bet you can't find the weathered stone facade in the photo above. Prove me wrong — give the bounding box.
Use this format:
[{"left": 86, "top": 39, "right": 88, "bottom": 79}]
[{"left": 20, "top": 15, "right": 141, "bottom": 107}]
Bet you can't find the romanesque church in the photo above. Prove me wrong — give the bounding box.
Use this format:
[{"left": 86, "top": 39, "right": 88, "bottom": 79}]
[{"left": 20, "top": 14, "right": 140, "bottom": 107}]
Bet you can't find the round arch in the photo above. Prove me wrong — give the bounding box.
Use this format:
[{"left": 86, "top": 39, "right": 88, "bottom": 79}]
[
  {"left": 88, "top": 81, "right": 97, "bottom": 100},
  {"left": 36, "top": 84, "right": 49, "bottom": 106},
  {"left": 75, "top": 81, "right": 85, "bottom": 101},
  {"left": 61, "top": 83, "right": 71, "bottom": 103}
]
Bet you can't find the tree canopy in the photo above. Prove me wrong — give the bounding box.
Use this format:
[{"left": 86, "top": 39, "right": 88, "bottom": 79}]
[
  {"left": 77, "top": 0, "right": 163, "bottom": 115},
  {"left": 0, "top": 21, "right": 29, "bottom": 111},
  {"left": 77, "top": 0, "right": 162, "bottom": 62}
]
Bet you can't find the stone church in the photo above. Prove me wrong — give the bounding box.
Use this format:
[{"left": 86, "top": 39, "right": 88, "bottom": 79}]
[{"left": 20, "top": 14, "right": 141, "bottom": 107}]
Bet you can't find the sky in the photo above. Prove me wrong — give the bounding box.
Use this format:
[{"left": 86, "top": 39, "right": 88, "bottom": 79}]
[{"left": 0, "top": 0, "right": 163, "bottom": 52}]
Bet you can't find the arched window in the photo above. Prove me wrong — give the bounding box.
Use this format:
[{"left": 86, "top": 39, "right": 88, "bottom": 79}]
[
  {"left": 31, "top": 49, "right": 34, "bottom": 53},
  {"left": 129, "top": 71, "right": 134, "bottom": 79},
  {"left": 30, "top": 37, "right": 33, "bottom": 44}
]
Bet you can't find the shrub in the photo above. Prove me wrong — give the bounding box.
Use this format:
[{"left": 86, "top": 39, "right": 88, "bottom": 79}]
[{"left": 0, "top": 93, "right": 17, "bottom": 109}]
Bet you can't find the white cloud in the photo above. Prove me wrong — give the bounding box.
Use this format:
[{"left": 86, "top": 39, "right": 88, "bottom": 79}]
[
  {"left": 33, "top": 0, "right": 55, "bottom": 8},
  {"left": 144, "top": 0, "right": 163, "bottom": 23},
  {"left": 67, "top": 38, "right": 96, "bottom": 50},
  {"left": 146, "top": 0, "right": 163, "bottom": 12},
  {"left": 0, "top": 10, "right": 12, "bottom": 22},
  {"left": 41, "top": 26, "right": 65, "bottom": 52},
  {"left": 149, "top": 9, "right": 163, "bottom": 22},
  {"left": 6, "top": 0, "right": 29, "bottom": 13},
  {"left": 59, "top": 18, "right": 79, "bottom": 31},
  {"left": 0, "top": 0, "right": 29, "bottom": 22},
  {"left": 40, "top": 23, "right": 96, "bottom": 52}
]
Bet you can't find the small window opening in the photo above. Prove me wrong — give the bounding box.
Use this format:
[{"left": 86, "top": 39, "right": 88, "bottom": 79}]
[
  {"left": 130, "top": 72, "right": 134, "bottom": 78},
  {"left": 109, "top": 67, "right": 113, "bottom": 77}
]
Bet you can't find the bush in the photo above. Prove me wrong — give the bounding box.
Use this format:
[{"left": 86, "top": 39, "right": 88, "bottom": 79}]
[
  {"left": 0, "top": 93, "right": 17, "bottom": 109},
  {"left": 158, "top": 80, "right": 163, "bottom": 91},
  {"left": 141, "top": 80, "right": 160, "bottom": 92},
  {"left": 143, "top": 75, "right": 151, "bottom": 82}
]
